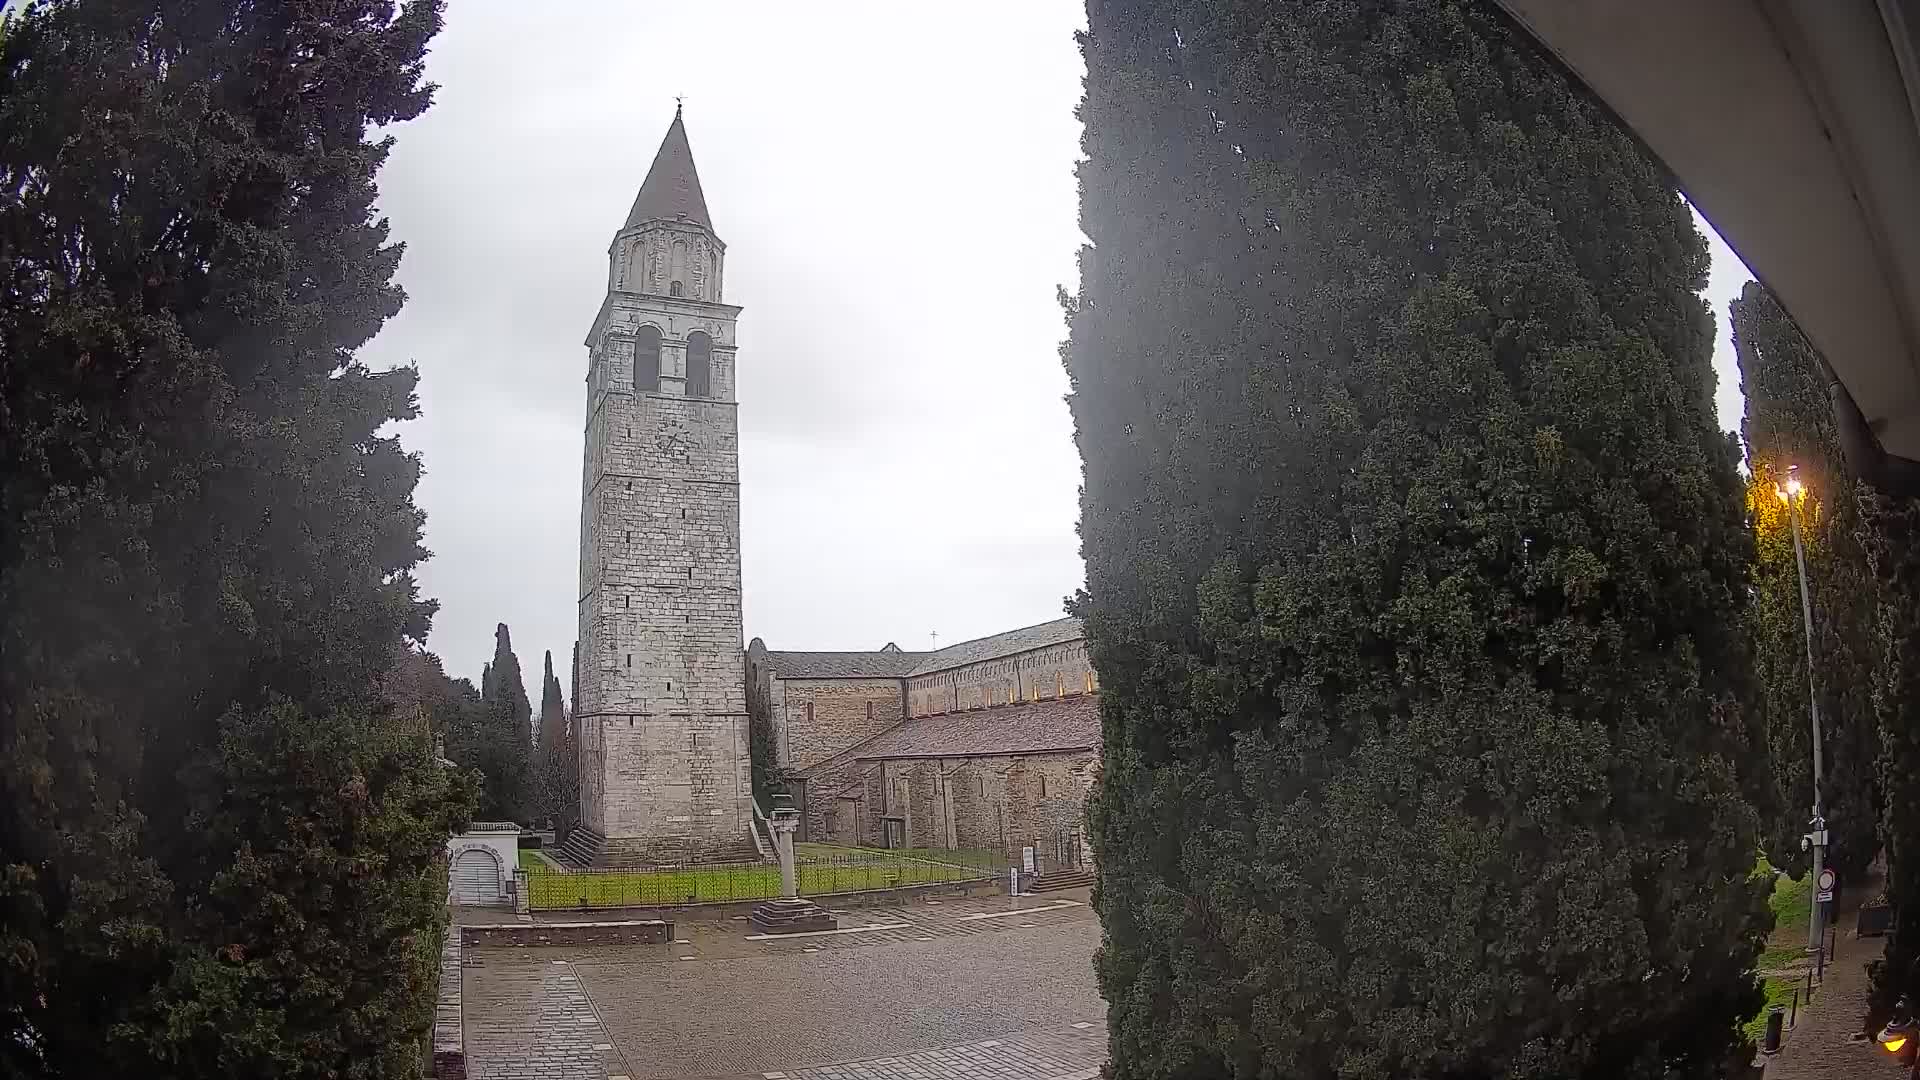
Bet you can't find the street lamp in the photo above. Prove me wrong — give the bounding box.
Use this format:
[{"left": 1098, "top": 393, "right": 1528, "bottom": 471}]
[
  {"left": 1775, "top": 464, "right": 1830, "bottom": 977},
  {"left": 1879, "top": 996, "right": 1918, "bottom": 1075}
]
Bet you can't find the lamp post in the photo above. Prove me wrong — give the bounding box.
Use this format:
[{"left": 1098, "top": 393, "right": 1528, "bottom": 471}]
[{"left": 1777, "top": 465, "right": 1829, "bottom": 976}]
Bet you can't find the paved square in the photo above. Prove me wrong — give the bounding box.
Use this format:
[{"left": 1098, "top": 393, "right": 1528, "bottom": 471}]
[{"left": 463, "top": 892, "right": 1105, "bottom": 1079}]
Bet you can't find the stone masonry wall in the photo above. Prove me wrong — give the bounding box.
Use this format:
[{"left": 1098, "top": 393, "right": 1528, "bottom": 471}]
[
  {"left": 905, "top": 639, "right": 1095, "bottom": 718},
  {"left": 794, "top": 756, "right": 874, "bottom": 845},
  {"left": 1003, "top": 752, "right": 1097, "bottom": 866},
  {"left": 776, "top": 678, "right": 906, "bottom": 772},
  {"left": 803, "top": 751, "right": 1097, "bottom": 866},
  {"left": 576, "top": 235, "right": 753, "bottom": 862},
  {"left": 905, "top": 761, "right": 942, "bottom": 849},
  {"left": 949, "top": 760, "right": 1006, "bottom": 854}
]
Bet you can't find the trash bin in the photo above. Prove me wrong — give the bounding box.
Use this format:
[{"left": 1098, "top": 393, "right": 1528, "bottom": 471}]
[{"left": 1761, "top": 1005, "right": 1786, "bottom": 1055}]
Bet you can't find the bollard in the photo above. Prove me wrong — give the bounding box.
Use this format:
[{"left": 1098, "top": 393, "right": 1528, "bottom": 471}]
[
  {"left": 1789, "top": 988, "right": 1799, "bottom": 1028},
  {"left": 1760, "top": 1005, "right": 1786, "bottom": 1055}
]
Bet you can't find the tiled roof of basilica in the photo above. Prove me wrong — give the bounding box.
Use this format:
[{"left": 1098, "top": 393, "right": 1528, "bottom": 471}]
[
  {"left": 905, "top": 617, "right": 1082, "bottom": 676},
  {"left": 761, "top": 616, "right": 1084, "bottom": 682},
  {"left": 848, "top": 692, "right": 1100, "bottom": 761},
  {"left": 760, "top": 650, "right": 923, "bottom": 679}
]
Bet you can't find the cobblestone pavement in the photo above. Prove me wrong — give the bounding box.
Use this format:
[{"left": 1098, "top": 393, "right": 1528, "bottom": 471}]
[
  {"left": 1763, "top": 921, "right": 1904, "bottom": 1080},
  {"left": 462, "top": 956, "right": 629, "bottom": 1080},
  {"left": 463, "top": 890, "right": 1105, "bottom": 1080},
  {"left": 721, "top": 1025, "right": 1106, "bottom": 1080}
]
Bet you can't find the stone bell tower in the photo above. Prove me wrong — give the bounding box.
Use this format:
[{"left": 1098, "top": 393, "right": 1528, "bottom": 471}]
[{"left": 570, "top": 107, "right": 753, "bottom": 865}]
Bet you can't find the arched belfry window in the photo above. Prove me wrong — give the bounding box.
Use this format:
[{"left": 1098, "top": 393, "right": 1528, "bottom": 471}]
[
  {"left": 669, "top": 238, "right": 688, "bottom": 297},
  {"left": 686, "top": 331, "right": 712, "bottom": 398},
  {"left": 634, "top": 325, "right": 662, "bottom": 393}
]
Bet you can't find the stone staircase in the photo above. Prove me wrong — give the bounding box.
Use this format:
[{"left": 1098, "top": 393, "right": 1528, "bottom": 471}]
[
  {"left": 1027, "top": 867, "right": 1095, "bottom": 893},
  {"left": 554, "top": 825, "right": 606, "bottom": 868},
  {"left": 551, "top": 825, "right": 762, "bottom": 869},
  {"left": 749, "top": 800, "right": 775, "bottom": 860}
]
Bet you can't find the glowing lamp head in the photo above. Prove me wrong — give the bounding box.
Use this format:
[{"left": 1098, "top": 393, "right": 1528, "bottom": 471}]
[
  {"left": 1879, "top": 999, "right": 1917, "bottom": 1059},
  {"left": 1775, "top": 464, "right": 1805, "bottom": 503}
]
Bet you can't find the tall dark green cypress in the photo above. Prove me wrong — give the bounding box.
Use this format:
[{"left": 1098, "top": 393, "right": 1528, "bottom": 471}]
[
  {"left": 539, "top": 651, "right": 565, "bottom": 759},
  {"left": 1065, "top": 2, "right": 1768, "bottom": 1076},
  {"left": 0, "top": 1, "right": 469, "bottom": 1074},
  {"left": 1731, "top": 282, "right": 1880, "bottom": 882},
  {"left": 534, "top": 649, "right": 574, "bottom": 829},
  {"left": 477, "top": 623, "right": 532, "bottom": 822},
  {"left": 1862, "top": 494, "right": 1920, "bottom": 1023}
]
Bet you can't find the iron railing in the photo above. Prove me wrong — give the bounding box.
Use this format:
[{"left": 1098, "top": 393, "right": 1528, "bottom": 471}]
[{"left": 523, "top": 851, "right": 995, "bottom": 910}]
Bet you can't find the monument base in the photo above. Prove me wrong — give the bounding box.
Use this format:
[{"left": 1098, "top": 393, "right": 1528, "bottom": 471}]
[{"left": 748, "top": 896, "right": 838, "bottom": 934}]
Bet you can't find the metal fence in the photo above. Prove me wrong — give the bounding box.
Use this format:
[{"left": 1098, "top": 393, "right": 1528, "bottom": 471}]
[{"left": 524, "top": 851, "right": 996, "bottom": 911}]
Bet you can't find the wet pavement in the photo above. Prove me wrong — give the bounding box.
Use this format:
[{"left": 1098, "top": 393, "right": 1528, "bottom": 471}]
[
  {"left": 462, "top": 889, "right": 1106, "bottom": 1080},
  {"left": 1762, "top": 915, "right": 1905, "bottom": 1080}
]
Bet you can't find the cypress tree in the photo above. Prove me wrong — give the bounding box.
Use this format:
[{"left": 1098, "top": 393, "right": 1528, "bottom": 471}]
[
  {"left": 539, "top": 651, "right": 566, "bottom": 759},
  {"left": 1731, "top": 282, "right": 1880, "bottom": 882},
  {"left": 568, "top": 640, "right": 582, "bottom": 832},
  {"left": 1862, "top": 495, "right": 1920, "bottom": 1022},
  {"left": 533, "top": 650, "right": 575, "bottom": 829},
  {"left": 476, "top": 623, "right": 532, "bottom": 822},
  {"left": 0, "top": 0, "right": 468, "bottom": 1074},
  {"left": 1065, "top": 2, "right": 1767, "bottom": 1076}
]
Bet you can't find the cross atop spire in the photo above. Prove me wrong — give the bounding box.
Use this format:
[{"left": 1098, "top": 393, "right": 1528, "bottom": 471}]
[{"left": 624, "top": 107, "right": 711, "bottom": 233}]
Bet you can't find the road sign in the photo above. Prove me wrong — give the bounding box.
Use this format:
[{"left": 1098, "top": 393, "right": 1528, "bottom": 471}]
[
  {"left": 1816, "top": 889, "right": 1835, "bottom": 903},
  {"left": 1818, "top": 868, "right": 1837, "bottom": 892}
]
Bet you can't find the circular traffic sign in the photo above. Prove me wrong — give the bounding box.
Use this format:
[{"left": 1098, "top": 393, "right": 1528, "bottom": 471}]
[{"left": 1818, "top": 868, "right": 1837, "bottom": 891}]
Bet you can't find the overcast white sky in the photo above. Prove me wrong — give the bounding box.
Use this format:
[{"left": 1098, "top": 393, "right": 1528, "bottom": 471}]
[{"left": 360, "top": 1, "right": 1754, "bottom": 689}]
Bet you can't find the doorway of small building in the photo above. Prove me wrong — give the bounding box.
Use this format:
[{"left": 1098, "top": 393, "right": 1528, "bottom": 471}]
[
  {"left": 451, "top": 847, "right": 504, "bottom": 905},
  {"left": 882, "top": 816, "right": 907, "bottom": 850}
]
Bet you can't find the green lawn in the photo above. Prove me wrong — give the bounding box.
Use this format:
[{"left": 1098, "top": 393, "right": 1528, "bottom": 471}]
[
  {"left": 521, "top": 848, "right": 991, "bottom": 910},
  {"left": 1751, "top": 864, "right": 1817, "bottom": 975},
  {"left": 1758, "top": 942, "right": 1805, "bottom": 971},
  {"left": 1743, "top": 977, "right": 1800, "bottom": 1042},
  {"left": 1770, "top": 870, "right": 1814, "bottom": 934}
]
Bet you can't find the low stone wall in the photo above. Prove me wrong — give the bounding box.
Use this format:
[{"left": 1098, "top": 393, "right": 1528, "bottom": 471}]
[
  {"left": 459, "top": 919, "right": 675, "bottom": 948},
  {"left": 432, "top": 931, "right": 465, "bottom": 1080}
]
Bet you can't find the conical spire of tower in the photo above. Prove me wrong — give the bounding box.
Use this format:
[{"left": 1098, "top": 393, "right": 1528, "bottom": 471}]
[{"left": 624, "top": 105, "right": 712, "bottom": 232}]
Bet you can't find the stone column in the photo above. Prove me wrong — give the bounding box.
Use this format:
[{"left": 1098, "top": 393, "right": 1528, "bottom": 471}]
[
  {"left": 772, "top": 807, "right": 798, "bottom": 898},
  {"left": 747, "top": 795, "right": 837, "bottom": 934}
]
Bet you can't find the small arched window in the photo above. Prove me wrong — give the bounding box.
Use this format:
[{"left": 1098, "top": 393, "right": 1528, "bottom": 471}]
[
  {"left": 634, "top": 325, "right": 662, "bottom": 393},
  {"left": 686, "top": 331, "right": 712, "bottom": 398},
  {"left": 669, "top": 238, "right": 689, "bottom": 298}
]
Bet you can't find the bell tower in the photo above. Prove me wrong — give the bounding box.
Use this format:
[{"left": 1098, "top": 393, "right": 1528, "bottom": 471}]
[{"left": 573, "top": 107, "right": 752, "bottom": 864}]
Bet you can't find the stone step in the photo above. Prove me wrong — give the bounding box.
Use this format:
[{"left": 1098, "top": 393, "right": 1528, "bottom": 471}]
[
  {"left": 554, "top": 826, "right": 606, "bottom": 869},
  {"left": 549, "top": 827, "right": 764, "bottom": 869},
  {"left": 1028, "top": 868, "right": 1095, "bottom": 893},
  {"left": 748, "top": 896, "right": 839, "bottom": 934}
]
